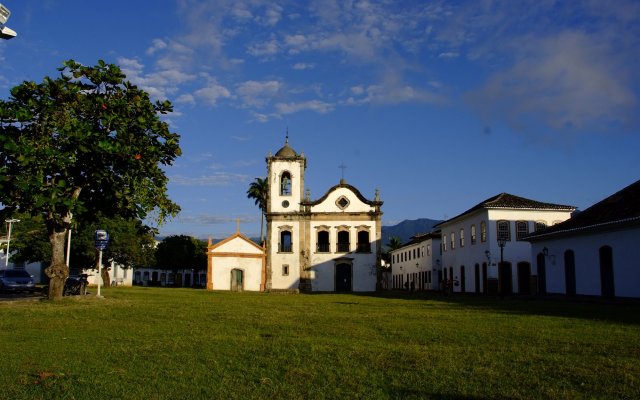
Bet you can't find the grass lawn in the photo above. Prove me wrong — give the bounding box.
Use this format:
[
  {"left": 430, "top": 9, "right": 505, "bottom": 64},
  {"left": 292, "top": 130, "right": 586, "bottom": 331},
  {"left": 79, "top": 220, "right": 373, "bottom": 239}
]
[{"left": 1, "top": 287, "right": 639, "bottom": 399}]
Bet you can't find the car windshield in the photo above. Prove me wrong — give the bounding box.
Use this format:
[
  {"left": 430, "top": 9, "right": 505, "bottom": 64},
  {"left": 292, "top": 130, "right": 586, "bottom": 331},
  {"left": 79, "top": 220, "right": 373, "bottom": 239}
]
[{"left": 3, "top": 270, "right": 31, "bottom": 278}]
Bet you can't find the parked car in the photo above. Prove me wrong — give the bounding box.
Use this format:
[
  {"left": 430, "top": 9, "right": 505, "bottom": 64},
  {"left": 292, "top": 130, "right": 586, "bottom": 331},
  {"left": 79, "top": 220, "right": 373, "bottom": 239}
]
[{"left": 0, "top": 269, "right": 36, "bottom": 293}]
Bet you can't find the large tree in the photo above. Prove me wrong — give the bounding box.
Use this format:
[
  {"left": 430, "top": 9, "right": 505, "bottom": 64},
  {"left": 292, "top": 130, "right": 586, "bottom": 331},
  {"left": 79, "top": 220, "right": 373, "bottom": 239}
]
[
  {"left": 0, "top": 60, "right": 180, "bottom": 299},
  {"left": 155, "top": 235, "right": 207, "bottom": 286},
  {"left": 246, "top": 177, "right": 268, "bottom": 245}
]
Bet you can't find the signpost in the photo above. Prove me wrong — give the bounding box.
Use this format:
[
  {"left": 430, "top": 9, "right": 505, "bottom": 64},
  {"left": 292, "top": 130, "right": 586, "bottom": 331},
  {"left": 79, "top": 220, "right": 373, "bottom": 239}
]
[{"left": 95, "top": 230, "right": 109, "bottom": 298}]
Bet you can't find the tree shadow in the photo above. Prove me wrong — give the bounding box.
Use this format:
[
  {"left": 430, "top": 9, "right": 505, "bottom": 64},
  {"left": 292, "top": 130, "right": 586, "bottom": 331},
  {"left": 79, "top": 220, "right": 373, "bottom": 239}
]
[{"left": 339, "top": 290, "right": 640, "bottom": 326}]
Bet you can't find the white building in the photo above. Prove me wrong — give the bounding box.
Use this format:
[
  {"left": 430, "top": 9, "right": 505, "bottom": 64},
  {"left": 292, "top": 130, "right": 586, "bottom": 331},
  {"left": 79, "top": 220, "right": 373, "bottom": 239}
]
[
  {"left": 265, "top": 137, "right": 383, "bottom": 292},
  {"left": 83, "top": 262, "right": 133, "bottom": 286},
  {"left": 436, "top": 193, "right": 575, "bottom": 295},
  {"left": 390, "top": 232, "right": 442, "bottom": 291},
  {"left": 526, "top": 180, "right": 640, "bottom": 298},
  {"left": 206, "top": 230, "right": 265, "bottom": 291}
]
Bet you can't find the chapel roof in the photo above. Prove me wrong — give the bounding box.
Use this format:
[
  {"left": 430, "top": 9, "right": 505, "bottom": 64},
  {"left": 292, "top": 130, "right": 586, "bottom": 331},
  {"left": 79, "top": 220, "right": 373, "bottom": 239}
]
[
  {"left": 526, "top": 179, "right": 640, "bottom": 241},
  {"left": 436, "top": 193, "right": 575, "bottom": 227}
]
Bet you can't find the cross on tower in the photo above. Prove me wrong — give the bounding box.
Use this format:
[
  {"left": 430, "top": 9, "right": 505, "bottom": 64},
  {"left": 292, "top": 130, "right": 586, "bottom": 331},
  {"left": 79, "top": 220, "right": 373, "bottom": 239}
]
[{"left": 338, "top": 162, "right": 347, "bottom": 181}]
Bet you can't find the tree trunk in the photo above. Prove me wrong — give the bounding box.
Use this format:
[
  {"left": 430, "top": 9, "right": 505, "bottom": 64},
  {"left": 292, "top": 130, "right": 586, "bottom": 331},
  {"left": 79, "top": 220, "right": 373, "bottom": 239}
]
[
  {"left": 45, "top": 227, "right": 69, "bottom": 300},
  {"left": 260, "top": 211, "right": 265, "bottom": 246},
  {"left": 101, "top": 267, "right": 111, "bottom": 288}
]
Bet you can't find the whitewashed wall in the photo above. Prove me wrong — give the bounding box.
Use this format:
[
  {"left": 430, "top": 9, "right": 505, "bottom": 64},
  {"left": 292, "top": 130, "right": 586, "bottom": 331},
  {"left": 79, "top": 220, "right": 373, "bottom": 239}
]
[{"left": 531, "top": 227, "right": 640, "bottom": 298}]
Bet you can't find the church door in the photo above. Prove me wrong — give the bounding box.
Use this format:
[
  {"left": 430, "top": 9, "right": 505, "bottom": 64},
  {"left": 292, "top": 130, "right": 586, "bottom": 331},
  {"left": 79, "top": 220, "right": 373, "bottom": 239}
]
[
  {"left": 335, "top": 263, "right": 352, "bottom": 292},
  {"left": 231, "top": 269, "right": 244, "bottom": 292}
]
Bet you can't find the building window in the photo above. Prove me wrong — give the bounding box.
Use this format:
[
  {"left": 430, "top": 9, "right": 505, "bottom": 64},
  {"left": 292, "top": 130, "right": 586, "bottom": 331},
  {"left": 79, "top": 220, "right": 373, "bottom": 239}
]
[
  {"left": 356, "top": 230, "right": 371, "bottom": 253},
  {"left": 336, "top": 195, "right": 350, "bottom": 210},
  {"left": 279, "top": 230, "right": 292, "bottom": 252},
  {"left": 471, "top": 225, "right": 476, "bottom": 245},
  {"left": 442, "top": 239, "right": 447, "bottom": 252},
  {"left": 460, "top": 228, "right": 465, "bottom": 247},
  {"left": 337, "top": 230, "right": 350, "bottom": 252},
  {"left": 317, "top": 230, "right": 330, "bottom": 252},
  {"left": 480, "top": 221, "right": 487, "bottom": 242},
  {"left": 427, "top": 244, "right": 431, "bottom": 256},
  {"left": 450, "top": 232, "right": 455, "bottom": 250},
  {"left": 535, "top": 221, "right": 547, "bottom": 232},
  {"left": 516, "top": 221, "right": 529, "bottom": 240},
  {"left": 282, "top": 264, "right": 289, "bottom": 276},
  {"left": 280, "top": 171, "right": 292, "bottom": 196},
  {"left": 497, "top": 220, "right": 511, "bottom": 241}
]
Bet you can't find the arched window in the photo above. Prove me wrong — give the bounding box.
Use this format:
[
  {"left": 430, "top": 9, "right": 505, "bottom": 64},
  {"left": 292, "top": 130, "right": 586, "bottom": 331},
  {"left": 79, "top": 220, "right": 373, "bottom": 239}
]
[
  {"left": 280, "top": 171, "right": 291, "bottom": 195},
  {"left": 459, "top": 228, "right": 465, "bottom": 247},
  {"left": 356, "top": 230, "right": 370, "bottom": 253},
  {"left": 471, "top": 225, "right": 477, "bottom": 244},
  {"left": 337, "top": 230, "right": 350, "bottom": 252},
  {"left": 317, "top": 230, "right": 330, "bottom": 252},
  {"left": 280, "top": 230, "right": 292, "bottom": 252},
  {"left": 516, "top": 221, "right": 529, "bottom": 240},
  {"left": 480, "top": 221, "right": 487, "bottom": 242},
  {"left": 497, "top": 220, "right": 510, "bottom": 241},
  {"left": 535, "top": 221, "right": 547, "bottom": 232}
]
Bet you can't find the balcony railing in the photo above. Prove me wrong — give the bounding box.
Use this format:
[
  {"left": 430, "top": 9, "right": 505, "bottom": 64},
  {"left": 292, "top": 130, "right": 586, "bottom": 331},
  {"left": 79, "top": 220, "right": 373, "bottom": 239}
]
[
  {"left": 317, "top": 243, "right": 330, "bottom": 253},
  {"left": 356, "top": 243, "right": 371, "bottom": 253},
  {"left": 336, "top": 243, "right": 350, "bottom": 252},
  {"left": 279, "top": 244, "right": 292, "bottom": 252}
]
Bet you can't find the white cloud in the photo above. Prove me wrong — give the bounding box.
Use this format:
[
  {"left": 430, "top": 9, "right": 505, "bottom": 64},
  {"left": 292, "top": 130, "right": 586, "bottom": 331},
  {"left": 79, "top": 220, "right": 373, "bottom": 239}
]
[
  {"left": 146, "top": 39, "right": 168, "bottom": 56},
  {"left": 292, "top": 62, "right": 314, "bottom": 70},
  {"left": 467, "top": 31, "right": 638, "bottom": 133},
  {"left": 194, "top": 79, "right": 232, "bottom": 107},
  {"left": 170, "top": 173, "right": 248, "bottom": 186},
  {"left": 247, "top": 38, "right": 280, "bottom": 57},
  {"left": 275, "top": 100, "right": 334, "bottom": 115},
  {"left": 236, "top": 80, "right": 281, "bottom": 107},
  {"left": 176, "top": 94, "right": 195, "bottom": 105}
]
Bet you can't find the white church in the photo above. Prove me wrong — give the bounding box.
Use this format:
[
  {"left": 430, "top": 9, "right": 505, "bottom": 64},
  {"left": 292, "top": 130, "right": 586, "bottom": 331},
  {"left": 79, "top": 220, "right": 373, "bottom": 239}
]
[{"left": 206, "top": 136, "right": 383, "bottom": 292}]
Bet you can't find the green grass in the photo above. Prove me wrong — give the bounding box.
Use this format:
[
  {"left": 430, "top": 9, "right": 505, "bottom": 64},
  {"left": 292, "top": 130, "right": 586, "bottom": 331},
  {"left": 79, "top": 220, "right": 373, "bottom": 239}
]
[{"left": 1, "top": 288, "right": 639, "bottom": 399}]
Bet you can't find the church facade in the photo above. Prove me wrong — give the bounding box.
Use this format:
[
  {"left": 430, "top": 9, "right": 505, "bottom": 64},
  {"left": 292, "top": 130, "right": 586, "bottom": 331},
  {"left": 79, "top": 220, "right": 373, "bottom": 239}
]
[{"left": 265, "top": 138, "right": 383, "bottom": 292}]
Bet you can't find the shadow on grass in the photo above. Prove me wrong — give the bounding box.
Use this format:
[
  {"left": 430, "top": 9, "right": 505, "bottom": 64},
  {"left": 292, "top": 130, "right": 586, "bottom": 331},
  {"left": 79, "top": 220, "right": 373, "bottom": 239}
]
[{"left": 334, "top": 290, "right": 640, "bottom": 326}]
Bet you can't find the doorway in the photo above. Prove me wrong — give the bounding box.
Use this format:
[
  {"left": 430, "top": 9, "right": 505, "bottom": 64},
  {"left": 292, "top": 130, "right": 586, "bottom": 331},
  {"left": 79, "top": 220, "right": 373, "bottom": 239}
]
[
  {"left": 499, "top": 262, "right": 512, "bottom": 295},
  {"left": 335, "top": 263, "right": 352, "bottom": 292},
  {"left": 517, "top": 262, "right": 531, "bottom": 295},
  {"left": 231, "top": 269, "right": 244, "bottom": 292}
]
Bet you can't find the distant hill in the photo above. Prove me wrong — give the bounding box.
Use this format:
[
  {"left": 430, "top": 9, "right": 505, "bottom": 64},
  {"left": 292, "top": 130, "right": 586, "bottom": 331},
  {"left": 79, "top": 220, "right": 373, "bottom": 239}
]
[{"left": 381, "top": 218, "right": 442, "bottom": 248}]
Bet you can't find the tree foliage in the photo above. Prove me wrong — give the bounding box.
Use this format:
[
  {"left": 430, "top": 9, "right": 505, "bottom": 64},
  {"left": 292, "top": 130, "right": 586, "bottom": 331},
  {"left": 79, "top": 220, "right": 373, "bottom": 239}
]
[
  {"left": 155, "top": 235, "right": 207, "bottom": 273},
  {"left": 247, "top": 177, "right": 268, "bottom": 244},
  {"left": 0, "top": 59, "right": 181, "bottom": 299}
]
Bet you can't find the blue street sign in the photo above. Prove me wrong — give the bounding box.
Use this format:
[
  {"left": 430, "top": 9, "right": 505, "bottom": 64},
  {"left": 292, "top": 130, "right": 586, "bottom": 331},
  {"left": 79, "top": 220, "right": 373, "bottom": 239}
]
[{"left": 95, "top": 229, "right": 109, "bottom": 251}]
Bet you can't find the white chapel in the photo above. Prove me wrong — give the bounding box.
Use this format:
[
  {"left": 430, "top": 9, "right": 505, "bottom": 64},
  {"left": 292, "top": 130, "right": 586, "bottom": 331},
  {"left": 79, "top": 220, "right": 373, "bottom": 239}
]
[{"left": 265, "top": 136, "right": 383, "bottom": 292}]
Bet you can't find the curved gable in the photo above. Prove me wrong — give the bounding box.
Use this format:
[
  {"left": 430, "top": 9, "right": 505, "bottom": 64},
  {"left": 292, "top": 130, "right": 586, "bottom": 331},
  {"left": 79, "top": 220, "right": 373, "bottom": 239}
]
[{"left": 307, "top": 182, "right": 382, "bottom": 213}]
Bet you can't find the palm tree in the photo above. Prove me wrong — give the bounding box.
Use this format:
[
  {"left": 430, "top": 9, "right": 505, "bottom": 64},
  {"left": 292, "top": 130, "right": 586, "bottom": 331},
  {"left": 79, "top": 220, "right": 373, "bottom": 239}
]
[
  {"left": 247, "top": 177, "right": 268, "bottom": 245},
  {"left": 387, "top": 236, "right": 403, "bottom": 251}
]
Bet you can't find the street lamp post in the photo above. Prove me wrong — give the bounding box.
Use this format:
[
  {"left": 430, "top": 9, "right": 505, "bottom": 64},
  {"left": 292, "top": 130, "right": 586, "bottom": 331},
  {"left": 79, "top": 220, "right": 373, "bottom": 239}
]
[
  {"left": 497, "top": 236, "right": 507, "bottom": 297},
  {"left": 4, "top": 218, "right": 20, "bottom": 268}
]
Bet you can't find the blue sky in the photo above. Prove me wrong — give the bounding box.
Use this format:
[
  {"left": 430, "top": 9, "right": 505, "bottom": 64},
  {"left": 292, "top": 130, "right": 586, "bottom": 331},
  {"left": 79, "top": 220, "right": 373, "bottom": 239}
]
[{"left": 1, "top": 1, "right": 639, "bottom": 239}]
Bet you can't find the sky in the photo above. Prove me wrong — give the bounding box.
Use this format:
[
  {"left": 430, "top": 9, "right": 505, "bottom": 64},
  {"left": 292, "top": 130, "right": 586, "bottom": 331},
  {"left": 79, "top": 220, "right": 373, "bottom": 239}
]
[{"left": 1, "top": 0, "right": 639, "bottom": 240}]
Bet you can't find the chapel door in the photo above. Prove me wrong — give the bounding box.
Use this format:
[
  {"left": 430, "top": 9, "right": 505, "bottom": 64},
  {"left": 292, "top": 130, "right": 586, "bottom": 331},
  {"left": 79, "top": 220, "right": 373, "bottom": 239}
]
[
  {"left": 335, "top": 263, "right": 352, "bottom": 292},
  {"left": 231, "top": 269, "right": 244, "bottom": 292}
]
